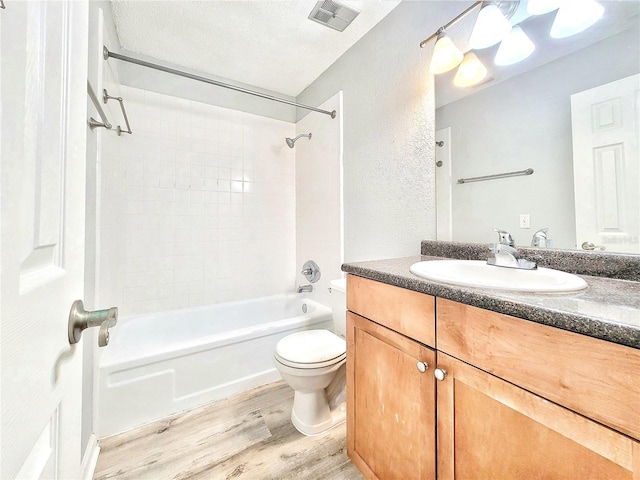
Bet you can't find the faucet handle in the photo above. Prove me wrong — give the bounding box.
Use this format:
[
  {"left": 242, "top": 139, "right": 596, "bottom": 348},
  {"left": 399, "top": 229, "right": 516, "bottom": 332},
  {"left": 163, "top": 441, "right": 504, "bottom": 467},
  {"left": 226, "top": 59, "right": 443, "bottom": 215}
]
[
  {"left": 301, "top": 260, "right": 321, "bottom": 283},
  {"left": 493, "top": 228, "right": 515, "bottom": 247}
]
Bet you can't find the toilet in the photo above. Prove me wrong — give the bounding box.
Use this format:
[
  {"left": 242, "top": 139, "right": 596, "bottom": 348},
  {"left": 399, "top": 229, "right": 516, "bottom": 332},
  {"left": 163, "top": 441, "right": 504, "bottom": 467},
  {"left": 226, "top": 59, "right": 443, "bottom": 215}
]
[{"left": 273, "top": 278, "right": 347, "bottom": 436}]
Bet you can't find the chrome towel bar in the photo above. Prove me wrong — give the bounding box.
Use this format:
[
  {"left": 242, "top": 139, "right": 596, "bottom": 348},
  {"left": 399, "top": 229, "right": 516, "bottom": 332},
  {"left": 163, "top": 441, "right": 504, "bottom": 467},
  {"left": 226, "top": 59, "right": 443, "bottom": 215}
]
[
  {"left": 103, "top": 88, "right": 132, "bottom": 136},
  {"left": 457, "top": 168, "right": 534, "bottom": 184}
]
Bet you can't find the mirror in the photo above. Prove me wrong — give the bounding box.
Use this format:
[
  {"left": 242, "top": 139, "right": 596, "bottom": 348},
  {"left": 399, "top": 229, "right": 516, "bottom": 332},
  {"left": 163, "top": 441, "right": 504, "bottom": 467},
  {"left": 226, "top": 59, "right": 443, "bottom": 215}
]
[{"left": 435, "top": 1, "right": 640, "bottom": 253}]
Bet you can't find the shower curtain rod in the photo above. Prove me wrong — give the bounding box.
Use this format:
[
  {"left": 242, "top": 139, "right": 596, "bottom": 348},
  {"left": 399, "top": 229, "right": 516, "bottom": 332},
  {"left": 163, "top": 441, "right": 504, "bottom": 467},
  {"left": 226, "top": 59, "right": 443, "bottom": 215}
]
[{"left": 103, "top": 47, "right": 337, "bottom": 119}]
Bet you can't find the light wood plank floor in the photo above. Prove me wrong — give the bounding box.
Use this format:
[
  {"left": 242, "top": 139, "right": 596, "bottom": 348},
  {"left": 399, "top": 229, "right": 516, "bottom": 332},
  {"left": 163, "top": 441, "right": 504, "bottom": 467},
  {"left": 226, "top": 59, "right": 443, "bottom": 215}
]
[{"left": 94, "top": 381, "right": 363, "bottom": 480}]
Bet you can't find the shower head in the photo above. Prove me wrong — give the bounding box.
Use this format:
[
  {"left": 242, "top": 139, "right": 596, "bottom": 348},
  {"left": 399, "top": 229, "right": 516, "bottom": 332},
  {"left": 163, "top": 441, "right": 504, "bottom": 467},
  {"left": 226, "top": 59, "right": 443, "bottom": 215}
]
[{"left": 285, "top": 133, "right": 312, "bottom": 148}]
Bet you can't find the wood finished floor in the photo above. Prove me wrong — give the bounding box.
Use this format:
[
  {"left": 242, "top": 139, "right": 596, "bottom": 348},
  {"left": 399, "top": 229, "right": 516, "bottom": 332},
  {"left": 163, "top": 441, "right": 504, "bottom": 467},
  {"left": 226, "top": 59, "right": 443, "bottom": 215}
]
[{"left": 94, "top": 381, "right": 363, "bottom": 480}]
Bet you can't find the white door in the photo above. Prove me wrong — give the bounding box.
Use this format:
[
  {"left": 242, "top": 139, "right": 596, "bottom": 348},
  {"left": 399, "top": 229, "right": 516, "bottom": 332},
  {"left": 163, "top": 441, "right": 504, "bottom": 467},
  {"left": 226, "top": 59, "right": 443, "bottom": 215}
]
[
  {"left": 1, "top": 2, "right": 89, "bottom": 478},
  {"left": 571, "top": 74, "right": 640, "bottom": 253},
  {"left": 436, "top": 127, "right": 452, "bottom": 241}
]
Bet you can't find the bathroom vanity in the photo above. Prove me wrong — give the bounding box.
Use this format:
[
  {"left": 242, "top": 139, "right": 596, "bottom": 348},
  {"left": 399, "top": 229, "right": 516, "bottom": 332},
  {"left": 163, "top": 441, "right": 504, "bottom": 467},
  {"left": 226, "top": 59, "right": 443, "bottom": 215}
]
[{"left": 343, "top": 244, "right": 640, "bottom": 479}]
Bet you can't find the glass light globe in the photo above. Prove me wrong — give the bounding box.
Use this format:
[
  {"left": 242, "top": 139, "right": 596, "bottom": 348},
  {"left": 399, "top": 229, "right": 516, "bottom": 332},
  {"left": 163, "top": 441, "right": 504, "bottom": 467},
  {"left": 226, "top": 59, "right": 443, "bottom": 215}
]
[
  {"left": 495, "top": 26, "right": 536, "bottom": 66},
  {"left": 469, "top": 4, "right": 512, "bottom": 49},
  {"left": 430, "top": 32, "right": 464, "bottom": 74},
  {"left": 454, "top": 52, "right": 488, "bottom": 87},
  {"left": 550, "top": 0, "right": 604, "bottom": 38}
]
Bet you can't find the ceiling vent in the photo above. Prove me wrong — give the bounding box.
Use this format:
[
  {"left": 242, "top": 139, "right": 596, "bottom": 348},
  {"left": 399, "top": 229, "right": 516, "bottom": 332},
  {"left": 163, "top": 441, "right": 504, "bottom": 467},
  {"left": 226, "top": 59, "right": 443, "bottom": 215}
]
[{"left": 308, "top": 0, "right": 360, "bottom": 32}]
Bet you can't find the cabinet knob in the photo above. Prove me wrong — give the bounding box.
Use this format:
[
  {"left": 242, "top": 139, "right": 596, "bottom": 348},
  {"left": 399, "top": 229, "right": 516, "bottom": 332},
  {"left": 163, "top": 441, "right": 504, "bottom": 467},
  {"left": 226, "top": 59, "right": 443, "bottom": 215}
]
[
  {"left": 416, "top": 361, "right": 429, "bottom": 373},
  {"left": 434, "top": 368, "right": 447, "bottom": 381}
]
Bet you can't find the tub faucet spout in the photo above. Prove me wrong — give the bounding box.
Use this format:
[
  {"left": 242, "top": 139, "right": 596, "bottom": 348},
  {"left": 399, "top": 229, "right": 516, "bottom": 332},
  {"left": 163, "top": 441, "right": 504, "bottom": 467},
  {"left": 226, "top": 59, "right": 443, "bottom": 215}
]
[{"left": 297, "top": 285, "right": 313, "bottom": 293}]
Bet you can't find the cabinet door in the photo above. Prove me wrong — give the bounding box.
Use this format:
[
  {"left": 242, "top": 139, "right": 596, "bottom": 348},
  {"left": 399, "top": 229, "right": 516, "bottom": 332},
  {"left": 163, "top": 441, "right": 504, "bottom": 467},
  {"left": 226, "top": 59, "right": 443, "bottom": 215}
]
[
  {"left": 347, "top": 312, "right": 436, "bottom": 480},
  {"left": 436, "top": 352, "right": 640, "bottom": 480}
]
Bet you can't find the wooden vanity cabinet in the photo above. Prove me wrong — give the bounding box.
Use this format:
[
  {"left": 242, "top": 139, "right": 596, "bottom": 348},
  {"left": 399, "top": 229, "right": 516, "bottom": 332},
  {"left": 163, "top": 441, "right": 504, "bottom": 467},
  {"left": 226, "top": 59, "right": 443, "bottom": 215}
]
[
  {"left": 346, "top": 275, "right": 640, "bottom": 479},
  {"left": 346, "top": 275, "right": 436, "bottom": 480}
]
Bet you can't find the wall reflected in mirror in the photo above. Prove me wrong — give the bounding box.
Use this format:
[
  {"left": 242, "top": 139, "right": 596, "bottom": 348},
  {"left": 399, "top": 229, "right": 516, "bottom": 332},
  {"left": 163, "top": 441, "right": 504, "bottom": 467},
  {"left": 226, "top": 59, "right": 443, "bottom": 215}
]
[{"left": 435, "top": 1, "right": 640, "bottom": 253}]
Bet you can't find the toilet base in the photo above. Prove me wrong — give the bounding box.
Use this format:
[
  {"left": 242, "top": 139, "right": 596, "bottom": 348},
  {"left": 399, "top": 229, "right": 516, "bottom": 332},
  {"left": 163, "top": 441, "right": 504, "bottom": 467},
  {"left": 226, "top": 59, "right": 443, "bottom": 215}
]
[
  {"left": 291, "top": 393, "right": 346, "bottom": 436},
  {"left": 274, "top": 353, "right": 347, "bottom": 436}
]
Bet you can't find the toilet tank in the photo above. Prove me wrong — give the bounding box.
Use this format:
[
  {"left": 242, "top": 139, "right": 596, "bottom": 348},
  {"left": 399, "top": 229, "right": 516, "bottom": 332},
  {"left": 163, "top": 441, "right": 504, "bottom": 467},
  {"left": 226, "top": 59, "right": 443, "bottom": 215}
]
[{"left": 329, "top": 278, "right": 347, "bottom": 338}]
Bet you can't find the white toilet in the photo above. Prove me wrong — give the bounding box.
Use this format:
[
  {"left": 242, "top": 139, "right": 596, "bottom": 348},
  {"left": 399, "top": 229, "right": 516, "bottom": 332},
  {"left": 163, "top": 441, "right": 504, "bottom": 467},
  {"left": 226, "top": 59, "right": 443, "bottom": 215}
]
[{"left": 273, "top": 278, "right": 347, "bottom": 436}]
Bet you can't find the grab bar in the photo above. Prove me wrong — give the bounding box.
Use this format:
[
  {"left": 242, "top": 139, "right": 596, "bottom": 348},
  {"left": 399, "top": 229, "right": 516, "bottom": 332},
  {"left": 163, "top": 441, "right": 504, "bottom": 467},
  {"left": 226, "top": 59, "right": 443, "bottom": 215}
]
[
  {"left": 87, "top": 82, "right": 112, "bottom": 131},
  {"left": 457, "top": 168, "right": 534, "bottom": 184},
  {"left": 103, "top": 88, "right": 132, "bottom": 136}
]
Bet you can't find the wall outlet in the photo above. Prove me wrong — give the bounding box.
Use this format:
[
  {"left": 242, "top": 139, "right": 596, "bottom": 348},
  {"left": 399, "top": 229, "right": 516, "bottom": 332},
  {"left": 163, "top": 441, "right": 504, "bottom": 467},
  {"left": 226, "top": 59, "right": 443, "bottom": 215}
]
[{"left": 520, "top": 214, "right": 531, "bottom": 229}]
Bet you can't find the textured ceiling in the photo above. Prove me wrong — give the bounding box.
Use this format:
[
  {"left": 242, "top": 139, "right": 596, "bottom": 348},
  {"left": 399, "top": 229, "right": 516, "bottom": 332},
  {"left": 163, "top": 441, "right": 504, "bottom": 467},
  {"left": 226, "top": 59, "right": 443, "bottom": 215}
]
[{"left": 110, "top": 0, "right": 401, "bottom": 97}]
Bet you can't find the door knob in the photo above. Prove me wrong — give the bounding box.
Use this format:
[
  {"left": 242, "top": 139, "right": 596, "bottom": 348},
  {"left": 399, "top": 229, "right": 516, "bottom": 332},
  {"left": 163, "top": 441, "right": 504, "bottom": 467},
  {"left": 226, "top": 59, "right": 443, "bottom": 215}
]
[
  {"left": 416, "top": 361, "right": 429, "bottom": 373},
  {"left": 68, "top": 300, "right": 118, "bottom": 347},
  {"left": 581, "top": 241, "right": 605, "bottom": 251},
  {"left": 434, "top": 368, "right": 447, "bottom": 381}
]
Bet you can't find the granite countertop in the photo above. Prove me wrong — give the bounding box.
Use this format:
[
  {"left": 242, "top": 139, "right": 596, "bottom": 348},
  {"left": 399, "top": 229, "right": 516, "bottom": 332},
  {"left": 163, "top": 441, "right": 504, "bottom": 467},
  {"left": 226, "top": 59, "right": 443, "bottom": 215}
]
[{"left": 342, "top": 255, "right": 640, "bottom": 350}]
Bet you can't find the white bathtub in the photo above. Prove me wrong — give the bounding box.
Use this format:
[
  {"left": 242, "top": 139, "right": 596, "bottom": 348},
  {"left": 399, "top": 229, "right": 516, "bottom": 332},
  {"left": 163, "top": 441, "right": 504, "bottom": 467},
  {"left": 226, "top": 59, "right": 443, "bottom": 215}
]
[{"left": 96, "top": 294, "right": 333, "bottom": 437}]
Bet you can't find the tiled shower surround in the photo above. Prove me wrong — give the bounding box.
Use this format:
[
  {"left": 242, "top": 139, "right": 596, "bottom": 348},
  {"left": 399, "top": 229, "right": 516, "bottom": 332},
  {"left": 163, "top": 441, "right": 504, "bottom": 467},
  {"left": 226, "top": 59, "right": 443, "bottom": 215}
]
[{"left": 98, "top": 86, "right": 297, "bottom": 316}]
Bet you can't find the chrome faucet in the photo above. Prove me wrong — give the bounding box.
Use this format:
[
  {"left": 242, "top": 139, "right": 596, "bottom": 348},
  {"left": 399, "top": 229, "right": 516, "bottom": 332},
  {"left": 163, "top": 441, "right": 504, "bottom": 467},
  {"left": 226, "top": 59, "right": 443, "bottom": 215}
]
[
  {"left": 531, "top": 228, "right": 549, "bottom": 248},
  {"left": 297, "top": 284, "right": 313, "bottom": 293},
  {"left": 487, "top": 229, "right": 537, "bottom": 270}
]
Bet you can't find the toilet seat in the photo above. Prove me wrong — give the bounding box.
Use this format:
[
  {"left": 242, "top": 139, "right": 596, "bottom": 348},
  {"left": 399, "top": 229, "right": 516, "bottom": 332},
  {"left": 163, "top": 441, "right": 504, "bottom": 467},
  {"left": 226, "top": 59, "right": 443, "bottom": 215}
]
[
  {"left": 274, "top": 351, "right": 346, "bottom": 370},
  {"left": 275, "top": 329, "right": 346, "bottom": 369}
]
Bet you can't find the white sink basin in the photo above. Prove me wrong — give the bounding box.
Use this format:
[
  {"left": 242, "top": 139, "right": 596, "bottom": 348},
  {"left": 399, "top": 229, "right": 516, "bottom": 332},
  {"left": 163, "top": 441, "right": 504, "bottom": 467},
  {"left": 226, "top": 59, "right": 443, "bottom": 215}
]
[{"left": 410, "top": 260, "right": 588, "bottom": 293}]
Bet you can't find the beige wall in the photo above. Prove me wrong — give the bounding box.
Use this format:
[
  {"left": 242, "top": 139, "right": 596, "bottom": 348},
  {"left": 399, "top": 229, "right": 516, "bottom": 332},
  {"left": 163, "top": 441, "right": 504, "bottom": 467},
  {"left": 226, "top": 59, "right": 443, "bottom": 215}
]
[{"left": 296, "top": 2, "right": 466, "bottom": 261}]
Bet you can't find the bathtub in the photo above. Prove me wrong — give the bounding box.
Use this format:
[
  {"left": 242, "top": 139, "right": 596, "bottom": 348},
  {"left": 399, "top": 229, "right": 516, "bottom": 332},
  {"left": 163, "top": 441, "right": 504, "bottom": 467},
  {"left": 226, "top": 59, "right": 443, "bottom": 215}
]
[{"left": 96, "top": 294, "right": 333, "bottom": 437}]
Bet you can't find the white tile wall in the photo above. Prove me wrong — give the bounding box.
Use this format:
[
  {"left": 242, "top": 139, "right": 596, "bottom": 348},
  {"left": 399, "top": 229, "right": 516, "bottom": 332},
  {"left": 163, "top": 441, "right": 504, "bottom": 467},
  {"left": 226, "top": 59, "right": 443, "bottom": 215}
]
[{"left": 98, "top": 86, "right": 297, "bottom": 317}]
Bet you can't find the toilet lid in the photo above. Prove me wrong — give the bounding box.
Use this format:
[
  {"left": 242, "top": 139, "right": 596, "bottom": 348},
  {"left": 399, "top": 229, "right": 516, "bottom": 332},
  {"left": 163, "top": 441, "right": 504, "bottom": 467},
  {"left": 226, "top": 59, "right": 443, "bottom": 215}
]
[{"left": 276, "top": 329, "right": 346, "bottom": 364}]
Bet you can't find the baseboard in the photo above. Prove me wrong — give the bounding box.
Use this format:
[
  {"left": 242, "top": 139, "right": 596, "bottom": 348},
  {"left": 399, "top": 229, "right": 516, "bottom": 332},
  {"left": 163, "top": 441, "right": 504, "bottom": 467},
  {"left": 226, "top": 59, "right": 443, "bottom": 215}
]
[{"left": 80, "top": 434, "right": 100, "bottom": 480}]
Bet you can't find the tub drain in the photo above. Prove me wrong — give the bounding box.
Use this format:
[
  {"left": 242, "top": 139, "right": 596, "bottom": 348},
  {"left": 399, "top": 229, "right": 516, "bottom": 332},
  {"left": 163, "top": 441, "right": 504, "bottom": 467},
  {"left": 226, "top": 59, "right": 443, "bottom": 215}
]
[{"left": 302, "top": 303, "right": 308, "bottom": 314}]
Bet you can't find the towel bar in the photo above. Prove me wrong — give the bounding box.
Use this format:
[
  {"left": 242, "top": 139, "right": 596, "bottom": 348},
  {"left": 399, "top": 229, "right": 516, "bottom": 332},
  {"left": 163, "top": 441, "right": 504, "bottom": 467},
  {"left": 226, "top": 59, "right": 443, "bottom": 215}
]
[
  {"left": 103, "top": 88, "right": 132, "bottom": 136},
  {"left": 457, "top": 168, "right": 534, "bottom": 184}
]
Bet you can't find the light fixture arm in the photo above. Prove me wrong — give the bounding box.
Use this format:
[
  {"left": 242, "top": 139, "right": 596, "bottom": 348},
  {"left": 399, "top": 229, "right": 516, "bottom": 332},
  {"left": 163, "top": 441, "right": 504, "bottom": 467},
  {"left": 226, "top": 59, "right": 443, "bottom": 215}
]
[{"left": 419, "top": 1, "right": 483, "bottom": 48}]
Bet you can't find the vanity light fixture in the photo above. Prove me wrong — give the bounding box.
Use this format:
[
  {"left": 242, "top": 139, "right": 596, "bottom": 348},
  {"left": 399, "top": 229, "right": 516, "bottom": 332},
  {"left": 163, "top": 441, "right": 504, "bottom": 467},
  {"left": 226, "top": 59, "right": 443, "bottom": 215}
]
[
  {"left": 469, "top": 3, "right": 513, "bottom": 49},
  {"left": 420, "top": 1, "right": 518, "bottom": 85},
  {"left": 453, "top": 52, "right": 488, "bottom": 87},
  {"left": 494, "top": 26, "right": 535, "bottom": 66},
  {"left": 421, "top": 0, "right": 607, "bottom": 90},
  {"left": 550, "top": 0, "right": 604, "bottom": 38},
  {"left": 430, "top": 28, "right": 464, "bottom": 74},
  {"left": 526, "top": 0, "right": 560, "bottom": 16}
]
